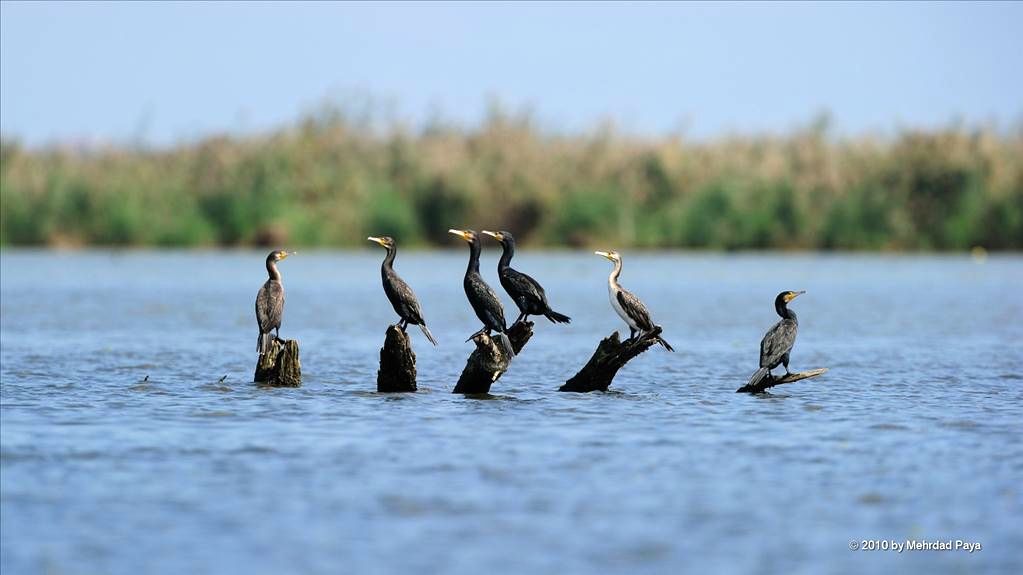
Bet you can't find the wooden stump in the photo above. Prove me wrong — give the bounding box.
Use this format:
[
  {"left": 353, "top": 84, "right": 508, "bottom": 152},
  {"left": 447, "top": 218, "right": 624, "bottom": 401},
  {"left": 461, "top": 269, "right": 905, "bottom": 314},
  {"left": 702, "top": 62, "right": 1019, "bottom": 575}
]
[
  {"left": 453, "top": 320, "right": 533, "bottom": 394},
  {"left": 254, "top": 339, "right": 301, "bottom": 387},
  {"left": 560, "top": 327, "right": 665, "bottom": 392},
  {"left": 735, "top": 368, "right": 827, "bottom": 394},
  {"left": 377, "top": 325, "right": 417, "bottom": 392}
]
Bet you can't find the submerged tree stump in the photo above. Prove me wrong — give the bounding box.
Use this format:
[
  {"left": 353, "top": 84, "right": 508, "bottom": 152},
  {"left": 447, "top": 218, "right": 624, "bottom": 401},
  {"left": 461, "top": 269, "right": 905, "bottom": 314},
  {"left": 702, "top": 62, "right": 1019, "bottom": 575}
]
[
  {"left": 377, "top": 325, "right": 417, "bottom": 392},
  {"left": 453, "top": 320, "right": 533, "bottom": 394},
  {"left": 254, "top": 339, "right": 301, "bottom": 387},
  {"left": 735, "top": 368, "right": 827, "bottom": 394},
  {"left": 560, "top": 327, "right": 665, "bottom": 393}
]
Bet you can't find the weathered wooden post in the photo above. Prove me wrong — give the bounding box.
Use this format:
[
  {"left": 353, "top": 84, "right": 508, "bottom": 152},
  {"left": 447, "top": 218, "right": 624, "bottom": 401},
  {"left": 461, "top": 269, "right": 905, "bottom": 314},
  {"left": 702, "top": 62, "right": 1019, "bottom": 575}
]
[
  {"left": 254, "top": 339, "right": 301, "bottom": 387},
  {"left": 377, "top": 325, "right": 417, "bottom": 392},
  {"left": 453, "top": 320, "right": 533, "bottom": 394},
  {"left": 735, "top": 368, "right": 827, "bottom": 393},
  {"left": 560, "top": 327, "right": 665, "bottom": 392}
]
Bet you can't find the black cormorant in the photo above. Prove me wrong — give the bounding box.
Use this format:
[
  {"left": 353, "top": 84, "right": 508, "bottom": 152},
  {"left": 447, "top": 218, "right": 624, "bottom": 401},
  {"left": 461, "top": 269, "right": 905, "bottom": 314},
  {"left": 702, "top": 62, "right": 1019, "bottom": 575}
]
[
  {"left": 255, "top": 250, "right": 293, "bottom": 355},
  {"left": 595, "top": 250, "right": 674, "bottom": 351},
  {"left": 481, "top": 230, "right": 571, "bottom": 325},
  {"left": 448, "top": 229, "right": 515, "bottom": 356},
  {"left": 746, "top": 290, "right": 804, "bottom": 387},
  {"left": 368, "top": 236, "right": 438, "bottom": 345}
]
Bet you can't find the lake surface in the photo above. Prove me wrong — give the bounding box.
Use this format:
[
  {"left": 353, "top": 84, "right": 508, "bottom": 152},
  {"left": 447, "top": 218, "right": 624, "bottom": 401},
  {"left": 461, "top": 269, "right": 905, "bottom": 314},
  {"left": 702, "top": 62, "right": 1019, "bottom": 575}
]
[{"left": 1, "top": 250, "right": 1021, "bottom": 574}]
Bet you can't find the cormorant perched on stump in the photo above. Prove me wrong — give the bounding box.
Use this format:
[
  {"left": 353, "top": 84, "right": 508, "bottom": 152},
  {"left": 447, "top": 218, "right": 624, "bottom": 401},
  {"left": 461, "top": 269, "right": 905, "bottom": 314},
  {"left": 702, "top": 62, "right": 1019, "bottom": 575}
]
[
  {"left": 746, "top": 290, "right": 804, "bottom": 389},
  {"left": 368, "top": 236, "right": 437, "bottom": 345},
  {"left": 481, "top": 230, "right": 571, "bottom": 325},
  {"left": 594, "top": 250, "right": 673, "bottom": 352},
  {"left": 448, "top": 229, "right": 515, "bottom": 357},
  {"left": 255, "top": 250, "right": 293, "bottom": 355}
]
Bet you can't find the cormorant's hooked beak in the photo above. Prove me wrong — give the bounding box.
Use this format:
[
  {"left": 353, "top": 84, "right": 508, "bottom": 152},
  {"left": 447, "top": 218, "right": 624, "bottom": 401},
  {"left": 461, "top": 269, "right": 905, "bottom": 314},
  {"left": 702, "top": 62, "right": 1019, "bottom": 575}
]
[
  {"left": 594, "top": 251, "right": 614, "bottom": 261},
  {"left": 367, "top": 236, "right": 387, "bottom": 247},
  {"left": 481, "top": 230, "right": 503, "bottom": 241},
  {"left": 448, "top": 229, "right": 472, "bottom": 242},
  {"left": 786, "top": 290, "right": 806, "bottom": 302},
  {"left": 279, "top": 251, "right": 295, "bottom": 260}
]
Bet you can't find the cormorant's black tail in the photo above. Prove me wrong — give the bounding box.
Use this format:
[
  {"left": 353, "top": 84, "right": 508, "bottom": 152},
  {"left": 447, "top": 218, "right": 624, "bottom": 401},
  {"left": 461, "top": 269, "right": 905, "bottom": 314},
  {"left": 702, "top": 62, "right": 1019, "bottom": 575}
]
[
  {"left": 257, "top": 332, "right": 274, "bottom": 355},
  {"left": 747, "top": 367, "right": 770, "bottom": 388},
  {"left": 543, "top": 309, "right": 572, "bottom": 324},
  {"left": 656, "top": 336, "right": 675, "bottom": 352},
  {"left": 419, "top": 323, "right": 438, "bottom": 346}
]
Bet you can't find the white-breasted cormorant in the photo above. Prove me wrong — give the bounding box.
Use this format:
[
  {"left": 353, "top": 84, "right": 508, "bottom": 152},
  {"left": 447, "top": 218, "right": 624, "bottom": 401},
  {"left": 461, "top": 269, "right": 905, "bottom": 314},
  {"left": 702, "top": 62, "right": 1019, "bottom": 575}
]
[
  {"left": 746, "top": 290, "right": 804, "bottom": 388},
  {"left": 594, "top": 250, "right": 674, "bottom": 351},
  {"left": 449, "top": 229, "right": 515, "bottom": 356},
  {"left": 481, "top": 230, "right": 571, "bottom": 325},
  {"left": 368, "top": 236, "right": 438, "bottom": 345},
  {"left": 255, "top": 250, "right": 293, "bottom": 355}
]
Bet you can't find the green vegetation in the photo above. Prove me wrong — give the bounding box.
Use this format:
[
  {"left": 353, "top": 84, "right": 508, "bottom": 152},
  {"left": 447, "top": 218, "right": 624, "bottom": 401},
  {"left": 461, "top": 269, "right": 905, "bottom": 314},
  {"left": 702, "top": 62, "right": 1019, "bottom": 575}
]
[{"left": 2, "top": 108, "right": 1020, "bottom": 249}]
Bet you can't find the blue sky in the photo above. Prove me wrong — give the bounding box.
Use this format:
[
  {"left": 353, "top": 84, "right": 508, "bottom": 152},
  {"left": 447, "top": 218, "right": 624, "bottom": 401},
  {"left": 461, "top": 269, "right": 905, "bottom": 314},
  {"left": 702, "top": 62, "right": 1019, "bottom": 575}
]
[{"left": 1, "top": 1, "right": 1020, "bottom": 146}]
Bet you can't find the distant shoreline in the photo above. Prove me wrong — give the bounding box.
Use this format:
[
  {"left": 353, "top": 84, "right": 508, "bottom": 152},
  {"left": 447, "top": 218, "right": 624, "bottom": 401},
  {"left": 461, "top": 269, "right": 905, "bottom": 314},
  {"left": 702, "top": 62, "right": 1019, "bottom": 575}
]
[{"left": 3, "top": 113, "right": 1020, "bottom": 250}]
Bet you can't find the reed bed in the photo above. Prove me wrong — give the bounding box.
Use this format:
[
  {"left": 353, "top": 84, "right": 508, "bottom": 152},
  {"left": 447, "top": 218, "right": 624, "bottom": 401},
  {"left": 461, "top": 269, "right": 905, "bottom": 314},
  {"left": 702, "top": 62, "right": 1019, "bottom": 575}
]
[{"left": 2, "top": 108, "right": 1020, "bottom": 250}]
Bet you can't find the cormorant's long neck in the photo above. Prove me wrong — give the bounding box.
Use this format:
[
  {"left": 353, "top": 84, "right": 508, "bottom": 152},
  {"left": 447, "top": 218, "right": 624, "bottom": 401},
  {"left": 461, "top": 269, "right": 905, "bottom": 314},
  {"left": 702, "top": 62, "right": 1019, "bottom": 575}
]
[
  {"left": 497, "top": 240, "right": 514, "bottom": 271},
  {"left": 466, "top": 239, "right": 481, "bottom": 276},
  {"left": 776, "top": 300, "right": 797, "bottom": 322},
  {"left": 608, "top": 259, "right": 622, "bottom": 289},
  {"left": 382, "top": 246, "right": 396, "bottom": 270},
  {"left": 266, "top": 258, "right": 281, "bottom": 282}
]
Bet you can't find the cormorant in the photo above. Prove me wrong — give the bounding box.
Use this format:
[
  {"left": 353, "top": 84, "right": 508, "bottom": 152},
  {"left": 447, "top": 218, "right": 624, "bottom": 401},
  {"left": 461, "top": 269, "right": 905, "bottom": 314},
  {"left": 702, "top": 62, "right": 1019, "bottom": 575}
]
[
  {"left": 448, "top": 229, "right": 515, "bottom": 356},
  {"left": 481, "top": 230, "right": 571, "bottom": 325},
  {"left": 368, "top": 236, "right": 438, "bottom": 345},
  {"left": 594, "top": 250, "right": 674, "bottom": 351},
  {"left": 746, "top": 291, "right": 804, "bottom": 388},
  {"left": 255, "top": 250, "right": 293, "bottom": 355}
]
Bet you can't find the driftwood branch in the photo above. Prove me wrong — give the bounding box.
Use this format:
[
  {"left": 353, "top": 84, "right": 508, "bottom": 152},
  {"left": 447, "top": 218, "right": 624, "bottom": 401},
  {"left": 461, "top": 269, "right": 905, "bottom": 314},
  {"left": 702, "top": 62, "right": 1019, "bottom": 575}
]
[
  {"left": 560, "top": 327, "right": 664, "bottom": 392},
  {"left": 735, "top": 368, "right": 828, "bottom": 394},
  {"left": 453, "top": 320, "right": 534, "bottom": 394},
  {"left": 377, "top": 325, "right": 417, "bottom": 392},
  {"left": 254, "top": 339, "right": 301, "bottom": 387}
]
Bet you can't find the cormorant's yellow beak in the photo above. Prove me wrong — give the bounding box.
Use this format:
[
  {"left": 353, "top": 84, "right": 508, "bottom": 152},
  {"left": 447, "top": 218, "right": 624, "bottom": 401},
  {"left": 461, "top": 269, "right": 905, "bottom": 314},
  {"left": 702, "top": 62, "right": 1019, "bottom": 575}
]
[
  {"left": 367, "top": 236, "right": 386, "bottom": 247},
  {"left": 481, "top": 230, "right": 502, "bottom": 241},
  {"left": 594, "top": 251, "right": 613, "bottom": 260},
  {"left": 448, "top": 229, "right": 471, "bottom": 241},
  {"left": 279, "top": 251, "right": 292, "bottom": 260},
  {"left": 786, "top": 290, "right": 805, "bottom": 302}
]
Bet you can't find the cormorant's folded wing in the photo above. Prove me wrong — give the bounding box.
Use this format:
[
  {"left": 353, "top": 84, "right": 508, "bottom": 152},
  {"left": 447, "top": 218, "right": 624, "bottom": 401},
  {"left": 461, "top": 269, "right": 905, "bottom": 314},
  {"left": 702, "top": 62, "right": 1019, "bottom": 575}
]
[
  {"left": 256, "top": 281, "right": 284, "bottom": 332},
  {"left": 617, "top": 289, "right": 654, "bottom": 332},
  {"left": 504, "top": 268, "right": 547, "bottom": 304},
  {"left": 387, "top": 271, "right": 426, "bottom": 324},
  {"left": 760, "top": 320, "right": 797, "bottom": 367}
]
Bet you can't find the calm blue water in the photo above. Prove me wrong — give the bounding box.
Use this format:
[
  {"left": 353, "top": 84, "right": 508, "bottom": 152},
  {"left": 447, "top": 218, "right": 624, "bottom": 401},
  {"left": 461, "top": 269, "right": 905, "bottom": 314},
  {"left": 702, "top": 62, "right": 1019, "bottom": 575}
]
[{"left": 1, "top": 250, "right": 1021, "bottom": 574}]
